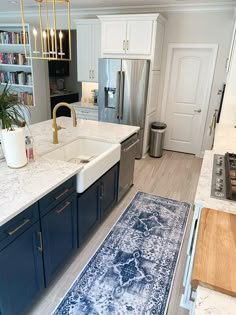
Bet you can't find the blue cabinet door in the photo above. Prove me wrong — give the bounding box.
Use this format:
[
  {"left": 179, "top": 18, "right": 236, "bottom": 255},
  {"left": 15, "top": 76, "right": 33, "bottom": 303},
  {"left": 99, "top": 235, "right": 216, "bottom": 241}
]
[
  {"left": 77, "top": 180, "right": 100, "bottom": 246},
  {"left": 100, "top": 164, "right": 118, "bottom": 220},
  {"left": 0, "top": 222, "right": 44, "bottom": 315},
  {"left": 41, "top": 193, "right": 77, "bottom": 286},
  {"left": 77, "top": 164, "right": 118, "bottom": 246}
]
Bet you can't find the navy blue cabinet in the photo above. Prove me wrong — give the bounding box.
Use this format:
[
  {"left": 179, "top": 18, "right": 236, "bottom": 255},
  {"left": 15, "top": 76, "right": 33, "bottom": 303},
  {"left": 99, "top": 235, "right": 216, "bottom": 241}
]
[
  {"left": 41, "top": 193, "right": 77, "bottom": 286},
  {"left": 100, "top": 164, "right": 118, "bottom": 220},
  {"left": 0, "top": 221, "right": 44, "bottom": 315},
  {"left": 77, "top": 180, "right": 100, "bottom": 246},
  {"left": 78, "top": 163, "right": 118, "bottom": 246},
  {"left": 0, "top": 168, "right": 118, "bottom": 313}
]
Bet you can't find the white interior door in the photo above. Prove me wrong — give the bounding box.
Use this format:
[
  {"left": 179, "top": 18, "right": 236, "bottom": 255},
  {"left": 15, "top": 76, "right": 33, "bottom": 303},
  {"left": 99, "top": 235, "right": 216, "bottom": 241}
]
[{"left": 162, "top": 44, "right": 218, "bottom": 155}]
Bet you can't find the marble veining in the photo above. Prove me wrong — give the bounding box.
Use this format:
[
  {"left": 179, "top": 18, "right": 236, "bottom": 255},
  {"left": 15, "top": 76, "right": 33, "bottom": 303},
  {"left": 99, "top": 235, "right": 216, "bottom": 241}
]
[
  {"left": 195, "top": 287, "right": 236, "bottom": 315},
  {"left": 0, "top": 157, "right": 82, "bottom": 226}
]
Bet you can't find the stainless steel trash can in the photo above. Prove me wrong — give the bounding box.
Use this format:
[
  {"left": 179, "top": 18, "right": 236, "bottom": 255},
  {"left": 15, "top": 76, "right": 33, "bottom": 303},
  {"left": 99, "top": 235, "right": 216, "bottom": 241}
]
[{"left": 149, "top": 122, "right": 167, "bottom": 158}]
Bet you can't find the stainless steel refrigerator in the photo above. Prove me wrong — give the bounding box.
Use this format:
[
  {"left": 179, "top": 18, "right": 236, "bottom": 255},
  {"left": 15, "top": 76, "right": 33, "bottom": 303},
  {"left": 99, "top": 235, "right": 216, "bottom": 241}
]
[{"left": 98, "top": 58, "right": 150, "bottom": 159}]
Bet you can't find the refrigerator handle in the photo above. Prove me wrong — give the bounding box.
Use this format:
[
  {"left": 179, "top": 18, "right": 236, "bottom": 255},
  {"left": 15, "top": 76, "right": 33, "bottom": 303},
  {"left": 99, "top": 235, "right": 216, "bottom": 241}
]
[
  {"left": 116, "top": 71, "right": 121, "bottom": 119},
  {"left": 119, "top": 71, "right": 125, "bottom": 120}
]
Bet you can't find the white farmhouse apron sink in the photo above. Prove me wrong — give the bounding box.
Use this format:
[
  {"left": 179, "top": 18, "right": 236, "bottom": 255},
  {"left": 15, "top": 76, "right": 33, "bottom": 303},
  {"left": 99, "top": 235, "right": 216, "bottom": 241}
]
[{"left": 43, "top": 138, "right": 120, "bottom": 193}]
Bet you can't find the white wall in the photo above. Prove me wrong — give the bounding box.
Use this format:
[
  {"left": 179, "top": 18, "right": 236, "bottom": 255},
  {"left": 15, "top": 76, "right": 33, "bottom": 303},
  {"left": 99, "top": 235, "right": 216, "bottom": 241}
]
[
  {"left": 158, "top": 10, "right": 234, "bottom": 152},
  {"left": 220, "top": 22, "right": 236, "bottom": 126},
  {"left": 30, "top": 60, "right": 50, "bottom": 124},
  {"left": 81, "top": 82, "right": 98, "bottom": 102}
]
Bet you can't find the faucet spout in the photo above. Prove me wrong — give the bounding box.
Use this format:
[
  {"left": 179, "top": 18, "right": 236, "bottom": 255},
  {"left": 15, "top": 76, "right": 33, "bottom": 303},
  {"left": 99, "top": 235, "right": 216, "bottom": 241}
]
[{"left": 52, "top": 102, "right": 77, "bottom": 144}]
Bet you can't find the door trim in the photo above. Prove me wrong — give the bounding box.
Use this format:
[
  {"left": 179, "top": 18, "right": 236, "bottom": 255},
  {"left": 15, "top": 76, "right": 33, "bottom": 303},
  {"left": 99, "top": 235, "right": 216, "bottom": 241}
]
[{"left": 161, "top": 43, "right": 218, "bottom": 156}]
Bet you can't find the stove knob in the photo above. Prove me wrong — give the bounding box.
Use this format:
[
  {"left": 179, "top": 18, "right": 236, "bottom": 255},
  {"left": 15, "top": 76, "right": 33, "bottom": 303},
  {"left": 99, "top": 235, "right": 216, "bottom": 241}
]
[
  {"left": 216, "top": 158, "right": 223, "bottom": 166},
  {"left": 216, "top": 178, "right": 223, "bottom": 183},
  {"left": 215, "top": 183, "right": 223, "bottom": 191},
  {"left": 216, "top": 167, "right": 223, "bottom": 175}
]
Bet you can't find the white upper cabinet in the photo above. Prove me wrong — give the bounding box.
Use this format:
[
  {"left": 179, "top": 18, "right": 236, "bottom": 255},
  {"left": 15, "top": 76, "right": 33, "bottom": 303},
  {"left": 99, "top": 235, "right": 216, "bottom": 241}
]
[
  {"left": 126, "top": 20, "right": 153, "bottom": 55},
  {"left": 98, "top": 14, "right": 166, "bottom": 63},
  {"left": 102, "top": 21, "right": 127, "bottom": 54},
  {"left": 75, "top": 20, "right": 101, "bottom": 82}
]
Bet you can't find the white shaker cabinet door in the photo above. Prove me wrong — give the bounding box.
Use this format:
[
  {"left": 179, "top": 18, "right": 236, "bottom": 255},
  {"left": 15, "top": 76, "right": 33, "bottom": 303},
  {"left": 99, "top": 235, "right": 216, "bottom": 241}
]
[
  {"left": 101, "top": 21, "right": 127, "bottom": 55},
  {"left": 126, "top": 20, "right": 153, "bottom": 55},
  {"left": 77, "top": 24, "right": 92, "bottom": 82}
]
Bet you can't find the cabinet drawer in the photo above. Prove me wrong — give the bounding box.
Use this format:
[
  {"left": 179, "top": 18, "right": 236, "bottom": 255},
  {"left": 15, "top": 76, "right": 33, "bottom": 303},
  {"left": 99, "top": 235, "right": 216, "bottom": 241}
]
[
  {"left": 39, "top": 176, "right": 76, "bottom": 217},
  {"left": 74, "top": 107, "right": 98, "bottom": 121},
  {"left": 0, "top": 203, "right": 39, "bottom": 251}
]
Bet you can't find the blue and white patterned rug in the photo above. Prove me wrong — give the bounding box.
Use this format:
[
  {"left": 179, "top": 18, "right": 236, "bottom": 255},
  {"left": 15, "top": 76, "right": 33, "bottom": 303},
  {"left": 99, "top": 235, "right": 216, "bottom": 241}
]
[{"left": 53, "top": 192, "right": 191, "bottom": 315}]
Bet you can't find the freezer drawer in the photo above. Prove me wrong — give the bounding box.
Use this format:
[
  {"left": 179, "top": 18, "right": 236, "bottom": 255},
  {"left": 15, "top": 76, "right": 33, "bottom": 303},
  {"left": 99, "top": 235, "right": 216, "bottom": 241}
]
[{"left": 118, "top": 133, "right": 139, "bottom": 201}]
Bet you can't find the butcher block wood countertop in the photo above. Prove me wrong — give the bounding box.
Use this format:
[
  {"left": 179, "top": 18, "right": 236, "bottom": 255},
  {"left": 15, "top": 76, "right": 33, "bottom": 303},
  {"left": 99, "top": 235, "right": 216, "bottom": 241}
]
[{"left": 191, "top": 207, "right": 236, "bottom": 297}]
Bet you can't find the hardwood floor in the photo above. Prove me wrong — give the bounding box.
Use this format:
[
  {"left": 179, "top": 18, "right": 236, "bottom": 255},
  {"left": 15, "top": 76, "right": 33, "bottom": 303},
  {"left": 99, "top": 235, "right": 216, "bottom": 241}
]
[{"left": 27, "top": 150, "right": 202, "bottom": 315}]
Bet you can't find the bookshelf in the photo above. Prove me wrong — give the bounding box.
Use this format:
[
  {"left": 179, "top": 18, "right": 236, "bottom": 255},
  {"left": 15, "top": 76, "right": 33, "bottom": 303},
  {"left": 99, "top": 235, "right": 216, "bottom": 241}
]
[{"left": 0, "top": 24, "right": 34, "bottom": 106}]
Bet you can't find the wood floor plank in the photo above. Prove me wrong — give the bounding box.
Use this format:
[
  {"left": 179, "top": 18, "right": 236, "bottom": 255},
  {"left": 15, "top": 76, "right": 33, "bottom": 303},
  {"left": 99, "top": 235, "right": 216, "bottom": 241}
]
[{"left": 26, "top": 151, "right": 202, "bottom": 315}]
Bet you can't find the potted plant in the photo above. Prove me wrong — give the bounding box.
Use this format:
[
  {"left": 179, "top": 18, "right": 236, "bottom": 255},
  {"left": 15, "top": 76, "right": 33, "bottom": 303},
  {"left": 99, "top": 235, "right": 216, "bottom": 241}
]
[{"left": 0, "top": 83, "right": 29, "bottom": 168}]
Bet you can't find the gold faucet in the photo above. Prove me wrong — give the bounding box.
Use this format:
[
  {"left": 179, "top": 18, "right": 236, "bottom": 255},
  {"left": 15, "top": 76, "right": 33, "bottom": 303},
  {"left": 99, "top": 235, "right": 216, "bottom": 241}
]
[{"left": 52, "top": 102, "right": 77, "bottom": 144}]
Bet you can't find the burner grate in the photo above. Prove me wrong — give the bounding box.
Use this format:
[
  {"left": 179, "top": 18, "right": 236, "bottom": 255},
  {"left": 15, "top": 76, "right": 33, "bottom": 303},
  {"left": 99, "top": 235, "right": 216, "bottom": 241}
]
[{"left": 225, "top": 152, "right": 236, "bottom": 201}]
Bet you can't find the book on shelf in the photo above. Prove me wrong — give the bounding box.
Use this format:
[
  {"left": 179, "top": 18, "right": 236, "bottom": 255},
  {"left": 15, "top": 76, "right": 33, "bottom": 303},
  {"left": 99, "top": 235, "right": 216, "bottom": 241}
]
[
  {"left": 0, "top": 30, "right": 29, "bottom": 45},
  {"left": 0, "top": 71, "right": 32, "bottom": 86},
  {"left": 0, "top": 52, "right": 29, "bottom": 65},
  {"left": 19, "top": 91, "right": 34, "bottom": 106}
]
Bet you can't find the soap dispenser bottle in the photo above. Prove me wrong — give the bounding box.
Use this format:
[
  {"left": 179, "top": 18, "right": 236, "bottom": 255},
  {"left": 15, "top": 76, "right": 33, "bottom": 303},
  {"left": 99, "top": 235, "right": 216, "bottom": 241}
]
[{"left": 25, "top": 136, "right": 34, "bottom": 162}]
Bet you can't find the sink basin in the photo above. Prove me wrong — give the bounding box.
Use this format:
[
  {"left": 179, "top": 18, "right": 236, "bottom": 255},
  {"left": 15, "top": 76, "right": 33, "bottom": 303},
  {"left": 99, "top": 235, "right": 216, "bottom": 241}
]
[{"left": 43, "top": 138, "right": 120, "bottom": 193}]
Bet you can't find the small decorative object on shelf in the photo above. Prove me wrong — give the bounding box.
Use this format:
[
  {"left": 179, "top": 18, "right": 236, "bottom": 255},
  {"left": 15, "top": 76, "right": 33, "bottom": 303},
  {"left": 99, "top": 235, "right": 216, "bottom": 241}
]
[
  {"left": 20, "top": 0, "right": 71, "bottom": 61},
  {"left": 0, "top": 83, "right": 30, "bottom": 168}
]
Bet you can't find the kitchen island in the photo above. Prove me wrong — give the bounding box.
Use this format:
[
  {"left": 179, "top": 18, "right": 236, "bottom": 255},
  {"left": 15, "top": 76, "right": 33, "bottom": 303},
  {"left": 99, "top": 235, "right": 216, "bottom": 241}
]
[
  {"left": 192, "top": 123, "right": 236, "bottom": 314},
  {"left": 0, "top": 117, "right": 139, "bottom": 226},
  {"left": 0, "top": 117, "right": 139, "bottom": 315}
]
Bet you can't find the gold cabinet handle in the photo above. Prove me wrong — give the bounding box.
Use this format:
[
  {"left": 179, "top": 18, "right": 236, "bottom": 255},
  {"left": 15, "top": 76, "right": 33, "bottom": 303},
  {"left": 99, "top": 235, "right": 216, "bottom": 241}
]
[
  {"left": 54, "top": 188, "right": 70, "bottom": 200},
  {"left": 37, "top": 231, "right": 43, "bottom": 252},
  {"left": 55, "top": 201, "right": 70, "bottom": 214},
  {"left": 7, "top": 218, "right": 30, "bottom": 236},
  {"left": 123, "top": 40, "right": 126, "bottom": 51}
]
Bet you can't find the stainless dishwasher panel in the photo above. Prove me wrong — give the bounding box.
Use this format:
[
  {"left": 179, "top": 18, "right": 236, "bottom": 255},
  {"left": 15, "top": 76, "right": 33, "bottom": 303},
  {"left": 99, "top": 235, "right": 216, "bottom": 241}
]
[{"left": 118, "top": 133, "right": 139, "bottom": 201}]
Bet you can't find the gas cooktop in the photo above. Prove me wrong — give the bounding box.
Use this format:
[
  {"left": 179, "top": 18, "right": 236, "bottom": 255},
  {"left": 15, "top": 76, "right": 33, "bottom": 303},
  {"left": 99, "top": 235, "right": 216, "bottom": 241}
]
[{"left": 211, "top": 153, "right": 236, "bottom": 201}]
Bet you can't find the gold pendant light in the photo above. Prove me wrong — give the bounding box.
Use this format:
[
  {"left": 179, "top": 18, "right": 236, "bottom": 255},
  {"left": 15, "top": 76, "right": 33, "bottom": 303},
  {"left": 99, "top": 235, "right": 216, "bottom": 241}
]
[{"left": 20, "top": 0, "right": 71, "bottom": 61}]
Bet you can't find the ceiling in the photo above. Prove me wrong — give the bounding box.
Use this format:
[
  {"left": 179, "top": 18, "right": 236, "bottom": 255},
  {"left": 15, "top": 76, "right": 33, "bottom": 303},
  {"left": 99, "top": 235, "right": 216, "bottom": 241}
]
[{"left": 3, "top": 0, "right": 236, "bottom": 13}]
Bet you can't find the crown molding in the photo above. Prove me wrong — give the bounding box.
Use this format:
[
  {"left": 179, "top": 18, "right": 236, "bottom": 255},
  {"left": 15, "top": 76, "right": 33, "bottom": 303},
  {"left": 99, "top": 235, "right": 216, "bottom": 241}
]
[{"left": 0, "top": 2, "right": 235, "bottom": 18}]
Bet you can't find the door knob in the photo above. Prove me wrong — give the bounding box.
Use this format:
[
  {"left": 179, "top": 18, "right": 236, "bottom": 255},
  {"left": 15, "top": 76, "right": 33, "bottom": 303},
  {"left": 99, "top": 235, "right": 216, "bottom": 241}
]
[{"left": 194, "top": 109, "right": 202, "bottom": 113}]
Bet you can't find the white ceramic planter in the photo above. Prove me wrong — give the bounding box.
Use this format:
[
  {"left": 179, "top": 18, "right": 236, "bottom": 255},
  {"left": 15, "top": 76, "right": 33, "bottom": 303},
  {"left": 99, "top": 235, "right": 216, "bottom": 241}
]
[{"left": 1, "top": 128, "right": 27, "bottom": 168}]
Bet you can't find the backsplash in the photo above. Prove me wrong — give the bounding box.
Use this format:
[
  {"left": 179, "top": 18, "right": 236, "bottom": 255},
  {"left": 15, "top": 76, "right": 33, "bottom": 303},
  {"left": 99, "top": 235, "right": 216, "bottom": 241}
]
[{"left": 82, "top": 82, "right": 98, "bottom": 103}]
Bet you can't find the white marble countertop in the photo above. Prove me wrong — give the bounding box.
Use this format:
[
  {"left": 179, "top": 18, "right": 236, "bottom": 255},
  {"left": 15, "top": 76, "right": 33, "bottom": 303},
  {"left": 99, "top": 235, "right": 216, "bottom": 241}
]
[
  {"left": 0, "top": 158, "right": 82, "bottom": 226},
  {"left": 30, "top": 117, "right": 139, "bottom": 157},
  {"left": 195, "top": 287, "right": 236, "bottom": 315},
  {"left": 71, "top": 101, "right": 98, "bottom": 110},
  {"left": 213, "top": 123, "right": 236, "bottom": 152},
  {"left": 0, "top": 117, "right": 139, "bottom": 227},
  {"left": 194, "top": 123, "right": 236, "bottom": 314}
]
